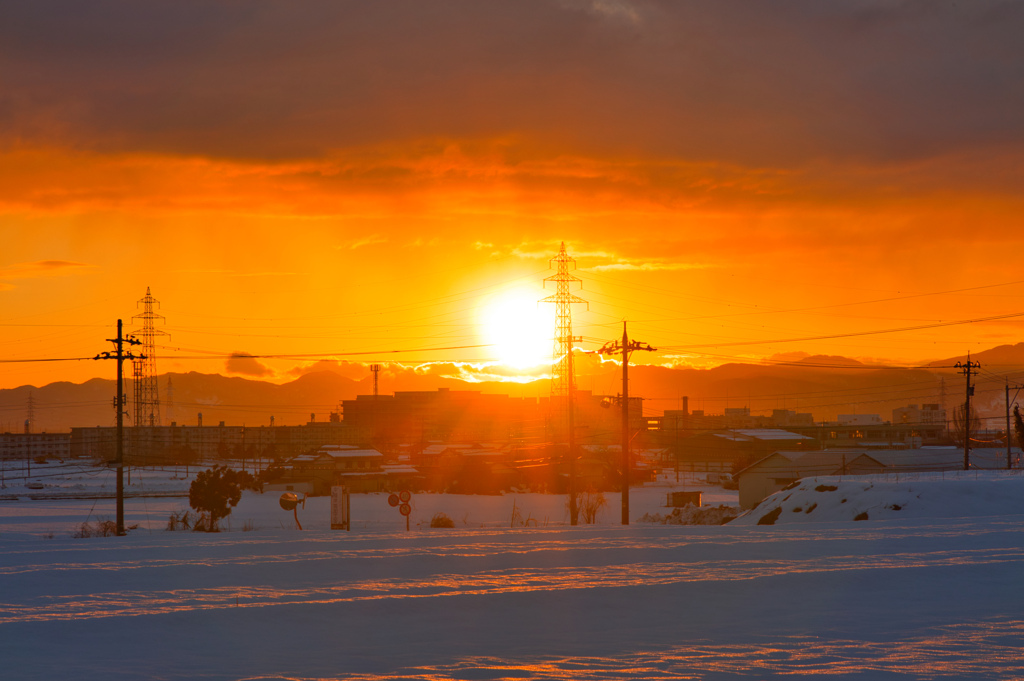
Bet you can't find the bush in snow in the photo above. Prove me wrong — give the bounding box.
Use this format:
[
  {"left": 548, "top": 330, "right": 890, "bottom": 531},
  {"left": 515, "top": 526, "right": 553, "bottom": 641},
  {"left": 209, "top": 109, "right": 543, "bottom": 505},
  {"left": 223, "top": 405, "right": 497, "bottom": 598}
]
[
  {"left": 430, "top": 512, "right": 455, "bottom": 528},
  {"left": 570, "top": 488, "right": 607, "bottom": 524},
  {"left": 166, "top": 510, "right": 196, "bottom": 531},
  {"left": 72, "top": 519, "right": 119, "bottom": 538},
  {"left": 638, "top": 505, "right": 739, "bottom": 525},
  {"left": 188, "top": 466, "right": 261, "bottom": 532}
]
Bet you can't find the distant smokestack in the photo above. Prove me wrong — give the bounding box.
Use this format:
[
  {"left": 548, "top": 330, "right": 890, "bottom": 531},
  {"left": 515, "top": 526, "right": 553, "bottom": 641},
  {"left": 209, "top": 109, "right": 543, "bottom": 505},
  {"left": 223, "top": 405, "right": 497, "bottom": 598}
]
[
  {"left": 682, "top": 396, "right": 689, "bottom": 416},
  {"left": 198, "top": 412, "right": 203, "bottom": 427}
]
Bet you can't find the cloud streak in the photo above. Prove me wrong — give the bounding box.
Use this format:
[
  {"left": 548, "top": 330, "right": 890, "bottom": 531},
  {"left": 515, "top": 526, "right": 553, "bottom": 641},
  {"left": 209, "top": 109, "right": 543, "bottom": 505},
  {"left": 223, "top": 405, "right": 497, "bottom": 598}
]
[
  {"left": 584, "top": 262, "right": 712, "bottom": 273},
  {"left": 0, "top": 260, "right": 91, "bottom": 281}
]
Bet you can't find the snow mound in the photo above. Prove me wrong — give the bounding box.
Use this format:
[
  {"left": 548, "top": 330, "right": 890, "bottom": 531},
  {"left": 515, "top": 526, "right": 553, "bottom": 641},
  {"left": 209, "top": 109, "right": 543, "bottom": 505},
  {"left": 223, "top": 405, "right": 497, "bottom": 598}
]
[{"left": 731, "top": 470, "right": 1024, "bottom": 525}]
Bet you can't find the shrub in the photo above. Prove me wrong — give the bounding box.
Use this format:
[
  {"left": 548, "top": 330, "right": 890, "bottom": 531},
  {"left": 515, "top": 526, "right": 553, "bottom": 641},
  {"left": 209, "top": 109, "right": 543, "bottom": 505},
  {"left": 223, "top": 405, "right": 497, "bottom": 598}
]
[
  {"left": 72, "top": 519, "right": 119, "bottom": 538},
  {"left": 166, "top": 510, "right": 195, "bottom": 531},
  {"left": 580, "top": 490, "right": 607, "bottom": 524},
  {"left": 430, "top": 512, "right": 455, "bottom": 528},
  {"left": 815, "top": 485, "right": 838, "bottom": 492},
  {"left": 510, "top": 501, "right": 537, "bottom": 527},
  {"left": 854, "top": 511, "right": 869, "bottom": 521},
  {"left": 638, "top": 505, "right": 740, "bottom": 526},
  {"left": 567, "top": 488, "right": 608, "bottom": 525}
]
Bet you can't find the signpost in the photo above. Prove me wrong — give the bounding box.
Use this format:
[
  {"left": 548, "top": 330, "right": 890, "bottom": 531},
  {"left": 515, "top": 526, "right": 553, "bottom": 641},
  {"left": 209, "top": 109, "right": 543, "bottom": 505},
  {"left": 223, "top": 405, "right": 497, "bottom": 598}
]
[
  {"left": 279, "top": 492, "right": 306, "bottom": 530},
  {"left": 331, "top": 486, "right": 351, "bottom": 530},
  {"left": 388, "top": 490, "right": 412, "bottom": 531}
]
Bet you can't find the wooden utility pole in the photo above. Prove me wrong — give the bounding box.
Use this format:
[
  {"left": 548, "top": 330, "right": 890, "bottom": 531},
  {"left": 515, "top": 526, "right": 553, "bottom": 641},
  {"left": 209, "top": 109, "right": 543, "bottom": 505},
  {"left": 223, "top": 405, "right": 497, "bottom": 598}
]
[
  {"left": 1005, "top": 380, "right": 1024, "bottom": 469},
  {"left": 955, "top": 355, "right": 980, "bottom": 471},
  {"left": 568, "top": 343, "right": 577, "bottom": 526},
  {"left": 597, "top": 322, "right": 656, "bottom": 525},
  {"left": 1007, "top": 380, "right": 1012, "bottom": 470},
  {"left": 95, "top": 319, "right": 142, "bottom": 535},
  {"left": 620, "top": 324, "right": 630, "bottom": 524}
]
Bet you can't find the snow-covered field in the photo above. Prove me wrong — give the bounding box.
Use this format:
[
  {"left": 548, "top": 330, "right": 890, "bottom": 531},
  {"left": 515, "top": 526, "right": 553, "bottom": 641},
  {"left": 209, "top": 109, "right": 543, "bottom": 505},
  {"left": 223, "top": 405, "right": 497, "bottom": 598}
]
[
  {"left": 3, "top": 466, "right": 1024, "bottom": 680},
  {"left": 0, "top": 462, "right": 736, "bottom": 535}
]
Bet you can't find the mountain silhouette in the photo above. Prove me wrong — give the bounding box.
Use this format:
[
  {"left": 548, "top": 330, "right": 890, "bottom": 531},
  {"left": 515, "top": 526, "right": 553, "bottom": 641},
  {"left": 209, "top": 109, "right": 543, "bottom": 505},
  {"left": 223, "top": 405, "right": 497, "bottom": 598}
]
[{"left": 5, "top": 343, "right": 1024, "bottom": 432}]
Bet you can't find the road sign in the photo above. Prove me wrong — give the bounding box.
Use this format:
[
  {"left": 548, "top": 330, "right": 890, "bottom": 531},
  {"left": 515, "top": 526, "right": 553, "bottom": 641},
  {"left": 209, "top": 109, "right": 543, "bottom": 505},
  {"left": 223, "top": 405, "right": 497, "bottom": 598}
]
[{"left": 389, "top": 491, "right": 414, "bottom": 531}]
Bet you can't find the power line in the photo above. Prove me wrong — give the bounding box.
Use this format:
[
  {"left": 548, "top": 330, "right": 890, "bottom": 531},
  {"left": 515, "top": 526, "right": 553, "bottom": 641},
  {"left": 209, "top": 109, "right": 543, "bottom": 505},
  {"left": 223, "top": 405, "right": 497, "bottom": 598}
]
[{"left": 660, "top": 310, "right": 1024, "bottom": 350}]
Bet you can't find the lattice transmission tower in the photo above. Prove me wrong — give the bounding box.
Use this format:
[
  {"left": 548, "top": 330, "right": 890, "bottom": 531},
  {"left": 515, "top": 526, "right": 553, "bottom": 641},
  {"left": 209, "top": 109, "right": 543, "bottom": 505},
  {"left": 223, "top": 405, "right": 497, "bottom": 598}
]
[
  {"left": 542, "top": 242, "right": 588, "bottom": 400},
  {"left": 132, "top": 287, "right": 168, "bottom": 427},
  {"left": 542, "top": 242, "right": 588, "bottom": 525}
]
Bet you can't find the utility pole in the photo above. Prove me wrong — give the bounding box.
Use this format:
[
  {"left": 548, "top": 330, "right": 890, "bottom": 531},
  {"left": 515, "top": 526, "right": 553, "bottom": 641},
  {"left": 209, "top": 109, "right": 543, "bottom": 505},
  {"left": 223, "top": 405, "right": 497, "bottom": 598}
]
[
  {"left": 1006, "top": 380, "right": 1024, "bottom": 469},
  {"left": 1007, "top": 380, "right": 1012, "bottom": 470},
  {"left": 955, "top": 354, "right": 980, "bottom": 471},
  {"left": 597, "top": 322, "right": 656, "bottom": 525},
  {"left": 369, "top": 364, "right": 382, "bottom": 445},
  {"left": 94, "top": 319, "right": 142, "bottom": 536}
]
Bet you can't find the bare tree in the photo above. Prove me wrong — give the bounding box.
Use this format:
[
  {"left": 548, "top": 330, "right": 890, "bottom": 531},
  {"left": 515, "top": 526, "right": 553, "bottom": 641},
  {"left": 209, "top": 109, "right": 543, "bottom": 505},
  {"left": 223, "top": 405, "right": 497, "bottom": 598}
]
[{"left": 951, "top": 403, "right": 981, "bottom": 449}]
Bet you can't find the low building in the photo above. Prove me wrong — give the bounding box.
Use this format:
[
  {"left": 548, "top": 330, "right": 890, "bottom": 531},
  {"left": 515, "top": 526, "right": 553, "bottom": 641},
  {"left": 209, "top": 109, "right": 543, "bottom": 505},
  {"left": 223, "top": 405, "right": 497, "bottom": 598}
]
[
  {"left": 0, "top": 431, "right": 71, "bottom": 461},
  {"left": 270, "top": 445, "right": 388, "bottom": 495},
  {"left": 893, "top": 403, "right": 947, "bottom": 427},
  {"left": 70, "top": 422, "right": 360, "bottom": 466},
  {"left": 837, "top": 414, "right": 883, "bottom": 426},
  {"left": 672, "top": 429, "right": 820, "bottom": 474}
]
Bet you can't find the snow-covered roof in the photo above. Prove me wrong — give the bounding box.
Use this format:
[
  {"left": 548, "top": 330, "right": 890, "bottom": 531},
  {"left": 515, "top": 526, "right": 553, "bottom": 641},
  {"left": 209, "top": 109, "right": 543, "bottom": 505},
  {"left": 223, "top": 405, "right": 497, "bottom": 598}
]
[
  {"left": 382, "top": 464, "right": 419, "bottom": 475},
  {"left": 716, "top": 429, "right": 816, "bottom": 441},
  {"left": 869, "top": 447, "right": 1021, "bottom": 471},
  {"left": 421, "top": 443, "right": 475, "bottom": 456},
  {"left": 737, "top": 446, "right": 1023, "bottom": 478},
  {"left": 581, "top": 445, "right": 668, "bottom": 454},
  {"left": 314, "top": 447, "right": 383, "bottom": 459}
]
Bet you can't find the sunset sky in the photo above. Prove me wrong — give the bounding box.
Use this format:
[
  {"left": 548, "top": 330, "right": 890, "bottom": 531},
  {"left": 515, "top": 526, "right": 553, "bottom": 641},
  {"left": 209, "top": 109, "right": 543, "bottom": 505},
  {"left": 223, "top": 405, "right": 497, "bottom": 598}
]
[{"left": 3, "top": 1, "right": 1024, "bottom": 390}]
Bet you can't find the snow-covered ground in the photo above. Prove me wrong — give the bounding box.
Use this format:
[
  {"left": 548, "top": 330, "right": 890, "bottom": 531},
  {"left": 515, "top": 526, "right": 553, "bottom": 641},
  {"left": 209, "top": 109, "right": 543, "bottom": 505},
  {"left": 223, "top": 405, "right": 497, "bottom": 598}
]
[
  {"left": 0, "top": 462, "right": 735, "bottom": 535},
  {"left": 3, "top": 467, "right": 1024, "bottom": 679}
]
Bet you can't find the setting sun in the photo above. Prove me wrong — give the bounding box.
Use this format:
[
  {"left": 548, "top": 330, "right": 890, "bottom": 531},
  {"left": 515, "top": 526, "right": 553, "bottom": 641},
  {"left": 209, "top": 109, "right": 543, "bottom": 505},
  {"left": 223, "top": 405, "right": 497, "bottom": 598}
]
[{"left": 479, "top": 288, "right": 556, "bottom": 370}]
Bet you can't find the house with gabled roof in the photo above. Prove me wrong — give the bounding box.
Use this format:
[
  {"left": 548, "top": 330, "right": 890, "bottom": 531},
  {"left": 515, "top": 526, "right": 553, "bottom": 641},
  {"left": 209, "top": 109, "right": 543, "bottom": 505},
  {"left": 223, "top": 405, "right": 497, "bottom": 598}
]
[{"left": 735, "top": 450, "right": 886, "bottom": 509}]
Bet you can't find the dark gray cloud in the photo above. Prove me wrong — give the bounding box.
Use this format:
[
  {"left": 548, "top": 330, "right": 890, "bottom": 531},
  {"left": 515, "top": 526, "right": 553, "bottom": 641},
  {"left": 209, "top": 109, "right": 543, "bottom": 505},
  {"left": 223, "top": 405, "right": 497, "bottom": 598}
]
[
  {"left": 225, "top": 352, "right": 272, "bottom": 377},
  {"left": 2, "top": 1, "right": 1023, "bottom": 166}
]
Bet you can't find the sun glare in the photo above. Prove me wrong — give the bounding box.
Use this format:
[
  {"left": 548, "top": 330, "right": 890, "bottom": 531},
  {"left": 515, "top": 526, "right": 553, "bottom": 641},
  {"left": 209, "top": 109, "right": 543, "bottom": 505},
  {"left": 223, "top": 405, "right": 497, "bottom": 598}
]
[{"left": 480, "top": 288, "right": 555, "bottom": 370}]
